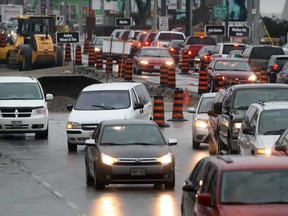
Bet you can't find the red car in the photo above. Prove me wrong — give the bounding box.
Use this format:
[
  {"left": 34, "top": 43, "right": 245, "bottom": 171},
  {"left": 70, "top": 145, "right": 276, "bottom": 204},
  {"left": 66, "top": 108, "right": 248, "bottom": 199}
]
[
  {"left": 206, "top": 58, "right": 258, "bottom": 92},
  {"left": 182, "top": 155, "right": 288, "bottom": 216},
  {"left": 132, "top": 47, "right": 175, "bottom": 75}
]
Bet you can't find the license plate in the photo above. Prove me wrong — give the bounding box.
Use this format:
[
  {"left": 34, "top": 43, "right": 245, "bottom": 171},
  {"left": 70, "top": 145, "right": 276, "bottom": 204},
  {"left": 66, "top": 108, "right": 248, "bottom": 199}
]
[
  {"left": 11, "top": 121, "right": 22, "bottom": 127},
  {"left": 130, "top": 167, "right": 146, "bottom": 176},
  {"left": 154, "top": 65, "right": 161, "bottom": 70}
]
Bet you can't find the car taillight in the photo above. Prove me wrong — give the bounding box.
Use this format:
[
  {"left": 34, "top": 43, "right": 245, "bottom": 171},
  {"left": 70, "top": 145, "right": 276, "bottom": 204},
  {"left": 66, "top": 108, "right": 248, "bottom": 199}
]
[
  {"left": 203, "top": 55, "right": 211, "bottom": 61},
  {"left": 156, "top": 41, "right": 160, "bottom": 47},
  {"left": 170, "top": 48, "right": 175, "bottom": 52},
  {"left": 129, "top": 42, "right": 133, "bottom": 46},
  {"left": 144, "top": 42, "right": 150, "bottom": 46},
  {"left": 272, "top": 64, "right": 278, "bottom": 72},
  {"left": 188, "top": 50, "right": 192, "bottom": 56}
]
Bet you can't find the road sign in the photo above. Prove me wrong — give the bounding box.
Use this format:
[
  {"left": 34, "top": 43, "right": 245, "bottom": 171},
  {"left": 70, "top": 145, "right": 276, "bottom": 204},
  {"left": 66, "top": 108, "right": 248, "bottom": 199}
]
[
  {"left": 56, "top": 15, "right": 64, "bottom": 26},
  {"left": 213, "top": 5, "right": 227, "bottom": 19},
  {"left": 56, "top": 32, "right": 79, "bottom": 44},
  {"left": 96, "top": 15, "right": 103, "bottom": 25},
  {"left": 205, "top": 25, "right": 225, "bottom": 35},
  {"left": 115, "top": 18, "right": 132, "bottom": 26},
  {"left": 228, "top": 26, "right": 250, "bottom": 37},
  {"left": 159, "top": 16, "right": 169, "bottom": 31}
]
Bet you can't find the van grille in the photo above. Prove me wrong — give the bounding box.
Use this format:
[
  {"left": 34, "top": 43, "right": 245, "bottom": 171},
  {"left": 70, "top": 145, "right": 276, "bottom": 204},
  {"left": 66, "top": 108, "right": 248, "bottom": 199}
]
[
  {"left": 0, "top": 108, "right": 33, "bottom": 118},
  {"left": 81, "top": 123, "right": 99, "bottom": 131}
]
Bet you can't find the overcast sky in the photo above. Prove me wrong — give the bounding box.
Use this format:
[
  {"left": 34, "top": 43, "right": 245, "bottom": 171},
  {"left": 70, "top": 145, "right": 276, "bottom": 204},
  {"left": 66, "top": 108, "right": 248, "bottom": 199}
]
[{"left": 260, "top": 0, "right": 286, "bottom": 14}]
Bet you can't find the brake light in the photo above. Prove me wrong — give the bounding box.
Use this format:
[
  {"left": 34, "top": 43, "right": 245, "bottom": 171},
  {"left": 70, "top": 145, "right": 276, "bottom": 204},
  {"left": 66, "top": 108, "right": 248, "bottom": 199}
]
[
  {"left": 203, "top": 55, "right": 211, "bottom": 60},
  {"left": 234, "top": 44, "right": 239, "bottom": 47},
  {"left": 144, "top": 42, "right": 150, "bottom": 46},
  {"left": 129, "top": 42, "right": 133, "bottom": 46},
  {"left": 170, "top": 47, "right": 175, "bottom": 52},
  {"left": 272, "top": 64, "right": 278, "bottom": 71},
  {"left": 188, "top": 50, "right": 192, "bottom": 56}
]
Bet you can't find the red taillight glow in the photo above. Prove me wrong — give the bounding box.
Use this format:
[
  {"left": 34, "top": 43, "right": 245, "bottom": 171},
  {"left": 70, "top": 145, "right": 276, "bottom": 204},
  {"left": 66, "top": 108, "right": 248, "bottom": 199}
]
[
  {"left": 156, "top": 41, "right": 160, "bottom": 47},
  {"left": 188, "top": 50, "right": 192, "bottom": 56},
  {"left": 272, "top": 64, "right": 279, "bottom": 71},
  {"left": 144, "top": 42, "right": 150, "bottom": 46},
  {"left": 234, "top": 44, "right": 239, "bottom": 47},
  {"left": 170, "top": 48, "right": 175, "bottom": 52}
]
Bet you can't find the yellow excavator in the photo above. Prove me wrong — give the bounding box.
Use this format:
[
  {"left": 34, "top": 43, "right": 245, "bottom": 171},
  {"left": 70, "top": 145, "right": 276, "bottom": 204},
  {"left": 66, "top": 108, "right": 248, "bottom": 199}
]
[{"left": 1, "top": 15, "right": 63, "bottom": 71}]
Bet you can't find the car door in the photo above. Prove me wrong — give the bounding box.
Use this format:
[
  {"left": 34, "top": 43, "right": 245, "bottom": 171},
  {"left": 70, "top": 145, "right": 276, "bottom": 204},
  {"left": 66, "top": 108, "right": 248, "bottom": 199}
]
[{"left": 133, "top": 85, "right": 152, "bottom": 119}]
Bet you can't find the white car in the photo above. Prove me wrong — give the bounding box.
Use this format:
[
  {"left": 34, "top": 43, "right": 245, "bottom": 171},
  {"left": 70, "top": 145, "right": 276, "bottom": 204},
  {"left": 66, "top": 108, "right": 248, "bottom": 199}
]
[
  {"left": 188, "top": 92, "right": 217, "bottom": 149},
  {"left": 66, "top": 82, "right": 153, "bottom": 151},
  {"left": 238, "top": 101, "right": 288, "bottom": 155},
  {"left": 0, "top": 76, "right": 53, "bottom": 138}
]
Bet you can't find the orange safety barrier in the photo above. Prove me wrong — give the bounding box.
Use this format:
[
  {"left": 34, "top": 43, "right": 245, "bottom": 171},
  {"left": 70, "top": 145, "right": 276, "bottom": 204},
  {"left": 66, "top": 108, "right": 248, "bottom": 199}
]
[
  {"left": 153, "top": 95, "right": 170, "bottom": 127},
  {"left": 213, "top": 75, "right": 224, "bottom": 92},
  {"left": 118, "top": 58, "right": 126, "bottom": 78},
  {"left": 183, "top": 88, "right": 190, "bottom": 106},
  {"left": 167, "top": 65, "right": 176, "bottom": 88},
  {"left": 260, "top": 69, "right": 269, "bottom": 83},
  {"left": 181, "top": 51, "right": 189, "bottom": 74},
  {"left": 84, "top": 39, "right": 90, "bottom": 54},
  {"left": 124, "top": 58, "right": 133, "bottom": 81},
  {"left": 64, "top": 43, "right": 71, "bottom": 62},
  {"left": 95, "top": 50, "right": 103, "bottom": 69},
  {"left": 75, "top": 45, "right": 82, "bottom": 65},
  {"left": 160, "top": 64, "right": 168, "bottom": 87},
  {"left": 0, "top": 32, "right": 7, "bottom": 47},
  {"left": 105, "top": 56, "right": 113, "bottom": 74},
  {"left": 198, "top": 66, "right": 209, "bottom": 94},
  {"left": 168, "top": 89, "right": 187, "bottom": 121},
  {"left": 88, "top": 43, "right": 95, "bottom": 67}
]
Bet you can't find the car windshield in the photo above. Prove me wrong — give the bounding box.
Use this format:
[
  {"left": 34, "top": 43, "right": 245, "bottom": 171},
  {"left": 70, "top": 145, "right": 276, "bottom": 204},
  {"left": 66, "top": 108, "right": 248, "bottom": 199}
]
[
  {"left": 251, "top": 47, "right": 284, "bottom": 60},
  {"left": 221, "top": 170, "right": 288, "bottom": 204},
  {"left": 214, "top": 61, "right": 250, "bottom": 71},
  {"left": 74, "top": 90, "right": 130, "bottom": 110},
  {"left": 198, "top": 97, "right": 214, "bottom": 114},
  {"left": 233, "top": 89, "right": 288, "bottom": 109},
  {"left": 94, "top": 38, "right": 104, "bottom": 45},
  {"left": 222, "top": 45, "right": 245, "bottom": 54},
  {"left": 140, "top": 49, "right": 171, "bottom": 57},
  {"left": 258, "top": 109, "right": 288, "bottom": 135},
  {"left": 100, "top": 124, "right": 165, "bottom": 145},
  {"left": 186, "top": 37, "right": 216, "bottom": 45},
  {"left": 158, "top": 33, "right": 185, "bottom": 40},
  {"left": 0, "top": 83, "right": 42, "bottom": 100},
  {"left": 276, "top": 58, "right": 288, "bottom": 66}
]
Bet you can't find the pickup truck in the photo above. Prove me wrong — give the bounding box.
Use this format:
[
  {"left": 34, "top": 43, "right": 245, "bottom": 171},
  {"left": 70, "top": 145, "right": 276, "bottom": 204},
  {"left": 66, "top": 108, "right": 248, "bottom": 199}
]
[{"left": 213, "top": 83, "right": 288, "bottom": 154}]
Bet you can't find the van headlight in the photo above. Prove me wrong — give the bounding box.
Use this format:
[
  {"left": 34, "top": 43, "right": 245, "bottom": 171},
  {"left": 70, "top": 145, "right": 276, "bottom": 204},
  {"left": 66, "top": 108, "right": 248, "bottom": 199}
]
[
  {"left": 34, "top": 107, "right": 46, "bottom": 115},
  {"left": 157, "top": 152, "right": 172, "bottom": 165},
  {"left": 67, "top": 121, "right": 81, "bottom": 129},
  {"left": 233, "top": 122, "right": 242, "bottom": 133},
  {"left": 101, "top": 153, "right": 118, "bottom": 166}
]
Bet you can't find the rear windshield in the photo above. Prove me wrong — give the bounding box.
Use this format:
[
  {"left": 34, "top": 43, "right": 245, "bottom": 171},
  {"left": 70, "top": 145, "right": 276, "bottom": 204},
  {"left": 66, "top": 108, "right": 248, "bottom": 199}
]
[
  {"left": 186, "top": 37, "right": 216, "bottom": 45},
  {"left": 223, "top": 45, "right": 246, "bottom": 54},
  {"left": 158, "top": 33, "right": 185, "bottom": 41},
  {"left": 250, "top": 47, "right": 284, "bottom": 60}
]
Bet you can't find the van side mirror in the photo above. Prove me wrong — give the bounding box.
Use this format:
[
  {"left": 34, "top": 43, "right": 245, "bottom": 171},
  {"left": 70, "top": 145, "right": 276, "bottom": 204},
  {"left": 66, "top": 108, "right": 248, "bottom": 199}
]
[
  {"left": 213, "top": 102, "right": 222, "bottom": 115},
  {"left": 67, "top": 104, "right": 73, "bottom": 111},
  {"left": 242, "top": 127, "right": 255, "bottom": 135},
  {"left": 134, "top": 103, "right": 144, "bottom": 110}
]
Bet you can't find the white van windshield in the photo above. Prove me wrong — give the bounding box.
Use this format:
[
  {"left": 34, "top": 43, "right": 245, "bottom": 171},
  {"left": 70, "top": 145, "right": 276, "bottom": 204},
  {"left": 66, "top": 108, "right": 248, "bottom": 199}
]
[{"left": 74, "top": 90, "right": 131, "bottom": 110}]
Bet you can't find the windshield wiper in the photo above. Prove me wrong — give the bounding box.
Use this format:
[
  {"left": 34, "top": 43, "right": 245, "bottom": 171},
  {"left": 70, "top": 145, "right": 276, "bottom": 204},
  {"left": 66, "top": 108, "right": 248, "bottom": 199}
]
[
  {"left": 264, "top": 129, "right": 286, "bottom": 135},
  {"left": 257, "top": 201, "right": 288, "bottom": 204},
  {"left": 101, "top": 142, "right": 122, "bottom": 145},
  {"left": 222, "top": 201, "right": 249, "bottom": 205},
  {"left": 92, "top": 105, "right": 115, "bottom": 110},
  {"left": 234, "top": 106, "right": 249, "bottom": 110}
]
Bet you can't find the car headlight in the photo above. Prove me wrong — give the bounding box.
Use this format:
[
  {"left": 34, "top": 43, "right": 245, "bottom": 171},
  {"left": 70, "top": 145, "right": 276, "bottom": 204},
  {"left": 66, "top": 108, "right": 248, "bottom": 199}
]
[
  {"left": 165, "top": 61, "right": 174, "bottom": 66},
  {"left": 95, "top": 47, "right": 101, "bottom": 52},
  {"left": 194, "top": 120, "right": 208, "bottom": 128},
  {"left": 256, "top": 148, "right": 271, "bottom": 155},
  {"left": 139, "top": 60, "right": 149, "bottom": 65},
  {"left": 157, "top": 152, "right": 172, "bottom": 165},
  {"left": 66, "top": 121, "right": 81, "bottom": 129},
  {"left": 233, "top": 122, "right": 242, "bottom": 133},
  {"left": 248, "top": 74, "right": 257, "bottom": 81},
  {"left": 34, "top": 107, "right": 47, "bottom": 115},
  {"left": 101, "top": 153, "right": 118, "bottom": 166}
]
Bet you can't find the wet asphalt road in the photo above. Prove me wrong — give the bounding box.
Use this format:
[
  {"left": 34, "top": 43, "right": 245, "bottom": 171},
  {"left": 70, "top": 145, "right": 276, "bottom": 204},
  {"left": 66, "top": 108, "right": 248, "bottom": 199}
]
[{"left": 0, "top": 112, "right": 209, "bottom": 216}]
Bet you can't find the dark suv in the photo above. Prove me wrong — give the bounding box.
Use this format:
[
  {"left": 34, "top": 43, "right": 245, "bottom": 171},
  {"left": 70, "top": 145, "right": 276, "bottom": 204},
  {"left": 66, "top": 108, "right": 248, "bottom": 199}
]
[
  {"left": 213, "top": 83, "right": 288, "bottom": 154},
  {"left": 266, "top": 55, "right": 288, "bottom": 83}
]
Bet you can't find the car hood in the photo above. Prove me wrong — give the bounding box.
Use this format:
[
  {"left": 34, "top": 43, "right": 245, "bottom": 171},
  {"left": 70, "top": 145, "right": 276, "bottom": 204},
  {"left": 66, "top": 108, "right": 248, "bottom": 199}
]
[
  {"left": 100, "top": 144, "right": 170, "bottom": 158},
  {"left": 68, "top": 109, "right": 128, "bottom": 123},
  {"left": 256, "top": 135, "right": 280, "bottom": 149},
  {"left": 213, "top": 70, "right": 254, "bottom": 80},
  {"left": 220, "top": 205, "right": 288, "bottom": 216},
  {"left": 0, "top": 100, "right": 45, "bottom": 107}
]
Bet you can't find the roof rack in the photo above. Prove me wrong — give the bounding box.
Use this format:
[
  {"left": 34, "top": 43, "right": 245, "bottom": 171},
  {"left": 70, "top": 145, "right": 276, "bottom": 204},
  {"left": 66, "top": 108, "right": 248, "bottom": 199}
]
[{"left": 217, "top": 155, "right": 233, "bottom": 163}]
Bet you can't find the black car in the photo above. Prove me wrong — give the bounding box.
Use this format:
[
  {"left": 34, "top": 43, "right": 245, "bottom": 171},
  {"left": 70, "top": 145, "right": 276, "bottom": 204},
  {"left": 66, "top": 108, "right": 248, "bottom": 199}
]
[
  {"left": 84, "top": 119, "right": 177, "bottom": 190},
  {"left": 266, "top": 55, "right": 288, "bottom": 83}
]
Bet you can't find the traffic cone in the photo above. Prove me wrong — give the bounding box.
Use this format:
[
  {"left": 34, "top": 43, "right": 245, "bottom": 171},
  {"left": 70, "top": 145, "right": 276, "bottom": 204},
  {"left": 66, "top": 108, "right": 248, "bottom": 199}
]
[{"left": 183, "top": 88, "right": 190, "bottom": 106}]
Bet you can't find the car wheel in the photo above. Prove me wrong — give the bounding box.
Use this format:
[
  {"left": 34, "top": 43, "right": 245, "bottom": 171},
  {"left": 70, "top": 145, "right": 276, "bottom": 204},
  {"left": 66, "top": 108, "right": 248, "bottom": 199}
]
[
  {"left": 68, "top": 141, "right": 77, "bottom": 152},
  {"left": 164, "top": 172, "right": 175, "bottom": 190},
  {"left": 94, "top": 166, "right": 105, "bottom": 190},
  {"left": 35, "top": 127, "right": 49, "bottom": 139},
  {"left": 192, "top": 139, "right": 200, "bottom": 149},
  {"left": 85, "top": 159, "right": 94, "bottom": 186}
]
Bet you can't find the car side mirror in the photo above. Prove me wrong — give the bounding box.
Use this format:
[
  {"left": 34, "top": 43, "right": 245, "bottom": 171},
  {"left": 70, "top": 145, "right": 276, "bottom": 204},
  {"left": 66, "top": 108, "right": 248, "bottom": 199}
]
[
  {"left": 45, "top": 93, "right": 53, "bottom": 101},
  {"left": 197, "top": 193, "right": 212, "bottom": 207},
  {"left": 242, "top": 127, "right": 255, "bottom": 135},
  {"left": 134, "top": 102, "right": 144, "bottom": 110},
  {"left": 182, "top": 183, "right": 198, "bottom": 193},
  {"left": 85, "top": 139, "right": 97, "bottom": 147},
  {"left": 67, "top": 104, "right": 73, "bottom": 111},
  {"left": 207, "top": 110, "right": 216, "bottom": 117},
  {"left": 213, "top": 102, "right": 222, "bottom": 115},
  {"left": 274, "top": 145, "right": 286, "bottom": 152},
  {"left": 188, "top": 107, "right": 196, "bottom": 113}
]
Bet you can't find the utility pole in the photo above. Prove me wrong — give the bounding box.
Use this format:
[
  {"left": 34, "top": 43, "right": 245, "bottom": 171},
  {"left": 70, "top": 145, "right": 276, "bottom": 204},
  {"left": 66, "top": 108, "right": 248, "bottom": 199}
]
[
  {"left": 79, "top": 0, "right": 83, "bottom": 35},
  {"left": 185, "top": 0, "right": 190, "bottom": 36},
  {"left": 151, "top": 0, "right": 157, "bottom": 31},
  {"left": 46, "top": 0, "right": 50, "bottom": 15},
  {"left": 125, "top": 0, "right": 130, "bottom": 17},
  {"left": 225, "top": 0, "right": 229, "bottom": 41},
  {"left": 161, "top": 0, "right": 166, "bottom": 16}
]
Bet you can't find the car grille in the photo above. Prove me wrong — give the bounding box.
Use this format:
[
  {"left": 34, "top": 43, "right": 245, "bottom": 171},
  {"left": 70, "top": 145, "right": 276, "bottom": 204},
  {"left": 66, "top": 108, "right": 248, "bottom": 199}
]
[
  {"left": 0, "top": 108, "right": 33, "bottom": 118},
  {"left": 116, "top": 158, "right": 160, "bottom": 165},
  {"left": 81, "top": 123, "right": 98, "bottom": 131}
]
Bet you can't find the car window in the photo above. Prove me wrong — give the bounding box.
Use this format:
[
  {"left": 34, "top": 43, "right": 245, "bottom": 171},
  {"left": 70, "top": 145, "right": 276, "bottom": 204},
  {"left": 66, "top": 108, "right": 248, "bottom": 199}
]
[
  {"left": 222, "top": 45, "right": 245, "bottom": 55},
  {"left": 139, "top": 49, "right": 171, "bottom": 57},
  {"left": 276, "top": 57, "right": 288, "bottom": 66},
  {"left": 0, "top": 83, "right": 42, "bottom": 100},
  {"left": 186, "top": 37, "right": 216, "bottom": 45},
  {"left": 134, "top": 85, "right": 151, "bottom": 105},
  {"left": 198, "top": 97, "right": 214, "bottom": 113},
  {"left": 250, "top": 47, "right": 284, "bottom": 60},
  {"left": 74, "top": 90, "right": 130, "bottom": 110},
  {"left": 242, "top": 106, "right": 257, "bottom": 128},
  {"left": 214, "top": 61, "right": 250, "bottom": 71},
  {"left": 158, "top": 33, "right": 184, "bottom": 40}
]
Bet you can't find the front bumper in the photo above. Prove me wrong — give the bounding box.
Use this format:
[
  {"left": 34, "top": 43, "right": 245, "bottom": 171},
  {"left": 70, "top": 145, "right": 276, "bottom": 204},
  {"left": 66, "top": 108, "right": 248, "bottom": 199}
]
[{"left": 193, "top": 127, "right": 209, "bottom": 143}]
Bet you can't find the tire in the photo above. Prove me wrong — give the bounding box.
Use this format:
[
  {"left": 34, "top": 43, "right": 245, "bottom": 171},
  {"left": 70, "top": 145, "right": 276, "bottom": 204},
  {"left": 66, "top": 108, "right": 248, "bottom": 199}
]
[
  {"left": 68, "top": 141, "right": 77, "bottom": 152},
  {"left": 94, "top": 166, "right": 105, "bottom": 190},
  {"left": 192, "top": 139, "right": 200, "bottom": 149},
  {"left": 164, "top": 172, "right": 175, "bottom": 190},
  {"left": 23, "top": 46, "right": 32, "bottom": 71},
  {"left": 35, "top": 127, "right": 49, "bottom": 139},
  {"left": 56, "top": 46, "right": 63, "bottom": 67},
  {"left": 85, "top": 159, "right": 94, "bottom": 186}
]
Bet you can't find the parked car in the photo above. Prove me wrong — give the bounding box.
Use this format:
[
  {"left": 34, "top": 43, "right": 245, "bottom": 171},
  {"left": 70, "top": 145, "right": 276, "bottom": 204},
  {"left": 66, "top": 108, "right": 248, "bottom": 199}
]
[
  {"left": 193, "top": 45, "right": 216, "bottom": 72},
  {"left": 151, "top": 31, "right": 186, "bottom": 47},
  {"left": 212, "top": 42, "right": 246, "bottom": 58},
  {"left": 276, "top": 62, "right": 288, "bottom": 83},
  {"left": 182, "top": 155, "right": 288, "bottom": 216},
  {"left": 206, "top": 58, "right": 257, "bottom": 92},
  {"left": 179, "top": 36, "right": 216, "bottom": 68},
  {"left": 227, "top": 49, "right": 242, "bottom": 58},
  {"left": 167, "top": 39, "right": 184, "bottom": 64},
  {"left": 271, "top": 129, "right": 288, "bottom": 156},
  {"left": 0, "top": 76, "right": 53, "bottom": 138},
  {"left": 213, "top": 83, "right": 288, "bottom": 155},
  {"left": 66, "top": 82, "right": 153, "bottom": 151},
  {"left": 188, "top": 92, "right": 217, "bottom": 149},
  {"left": 238, "top": 101, "right": 288, "bottom": 155},
  {"left": 132, "top": 47, "right": 175, "bottom": 75},
  {"left": 84, "top": 119, "right": 177, "bottom": 190},
  {"left": 266, "top": 54, "right": 288, "bottom": 83}
]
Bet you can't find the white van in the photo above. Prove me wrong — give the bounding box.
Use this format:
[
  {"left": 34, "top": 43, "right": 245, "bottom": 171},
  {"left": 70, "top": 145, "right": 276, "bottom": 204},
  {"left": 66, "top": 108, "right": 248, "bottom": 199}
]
[{"left": 66, "top": 82, "right": 153, "bottom": 151}]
